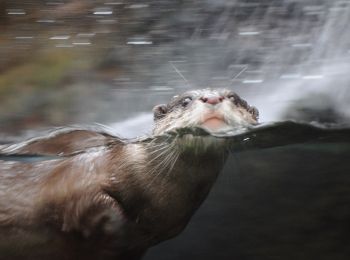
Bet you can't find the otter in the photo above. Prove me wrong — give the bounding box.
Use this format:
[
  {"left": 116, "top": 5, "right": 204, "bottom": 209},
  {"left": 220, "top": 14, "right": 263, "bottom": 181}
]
[{"left": 0, "top": 89, "right": 258, "bottom": 260}]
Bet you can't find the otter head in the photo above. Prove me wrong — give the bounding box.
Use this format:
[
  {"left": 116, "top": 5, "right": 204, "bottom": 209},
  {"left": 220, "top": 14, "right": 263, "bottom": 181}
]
[{"left": 152, "top": 88, "right": 259, "bottom": 135}]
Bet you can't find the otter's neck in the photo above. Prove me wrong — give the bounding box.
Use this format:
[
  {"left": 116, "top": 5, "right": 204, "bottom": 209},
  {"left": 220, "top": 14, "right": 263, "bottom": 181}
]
[{"left": 106, "top": 135, "right": 227, "bottom": 243}]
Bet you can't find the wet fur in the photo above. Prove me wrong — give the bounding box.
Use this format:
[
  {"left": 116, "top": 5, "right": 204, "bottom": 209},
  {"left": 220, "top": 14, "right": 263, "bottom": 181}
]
[
  {"left": 153, "top": 89, "right": 258, "bottom": 135},
  {"left": 0, "top": 131, "right": 225, "bottom": 260},
  {"left": 0, "top": 89, "right": 258, "bottom": 260}
]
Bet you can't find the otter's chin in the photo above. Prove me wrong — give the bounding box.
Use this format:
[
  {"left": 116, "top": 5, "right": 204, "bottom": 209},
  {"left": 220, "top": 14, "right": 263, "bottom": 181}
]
[{"left": 200, "top": 118, "right": 231, "bottom": 132}]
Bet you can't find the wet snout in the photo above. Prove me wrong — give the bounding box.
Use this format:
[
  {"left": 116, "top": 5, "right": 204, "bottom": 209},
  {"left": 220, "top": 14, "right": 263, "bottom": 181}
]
[
  {"left": 198, "top": 93, "right": 229, "bottom": 132},
  {"left": 199, "top": 94, "right": 224, "bottom": 105}
]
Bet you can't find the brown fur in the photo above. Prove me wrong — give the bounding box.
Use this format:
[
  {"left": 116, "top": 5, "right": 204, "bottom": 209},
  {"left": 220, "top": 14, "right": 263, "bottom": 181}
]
[{"left": 0, "top": 89, "right": 258, "bottom": 259}]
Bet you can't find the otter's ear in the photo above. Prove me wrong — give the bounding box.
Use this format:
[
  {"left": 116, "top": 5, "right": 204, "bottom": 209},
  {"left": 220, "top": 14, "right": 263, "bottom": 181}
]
[{"left": 153, "top": 104, "right": 168, "bottom": 121}]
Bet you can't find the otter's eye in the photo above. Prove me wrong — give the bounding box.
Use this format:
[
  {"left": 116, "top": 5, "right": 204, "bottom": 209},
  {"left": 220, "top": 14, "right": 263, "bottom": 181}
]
[
  {"left": 181, "top": 97, "right": 193, "bottom": 107},
  {"left": 227, "top": 93, "right": 236, "bottom": 101}
]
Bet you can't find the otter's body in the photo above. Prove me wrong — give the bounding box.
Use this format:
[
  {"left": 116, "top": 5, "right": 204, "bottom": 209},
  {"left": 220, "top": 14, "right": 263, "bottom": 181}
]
[{"left": 0, "top": 89, "right": 258, "bottom": 259}]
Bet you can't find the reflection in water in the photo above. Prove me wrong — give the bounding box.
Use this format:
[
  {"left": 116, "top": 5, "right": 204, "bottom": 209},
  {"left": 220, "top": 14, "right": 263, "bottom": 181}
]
[
  {"left": 147, "top": 140, "right": 350, "bottom": 260},
  {"left": 0, "top": 122, "right": 350, "bottom": 259},
  {"left": 147, "top": 122, "right": 350, "bottom": 260}
]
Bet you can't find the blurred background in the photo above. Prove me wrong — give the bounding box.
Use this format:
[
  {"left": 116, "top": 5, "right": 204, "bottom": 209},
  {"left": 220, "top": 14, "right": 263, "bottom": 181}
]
[
  {"left": 1, "top": 0, "right": 350, "bottom": 140},
  {"left": 1, "top": 1, "right": 350, "bottom": 259}
]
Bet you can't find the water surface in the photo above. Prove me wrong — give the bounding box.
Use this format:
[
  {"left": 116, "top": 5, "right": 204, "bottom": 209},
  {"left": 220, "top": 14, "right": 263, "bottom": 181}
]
[
  {"left": 144, "top": 121, "right": 350, "bottom": 260},
  {"left": 0, "top": 121, "right": 349, "bottom": 259}
]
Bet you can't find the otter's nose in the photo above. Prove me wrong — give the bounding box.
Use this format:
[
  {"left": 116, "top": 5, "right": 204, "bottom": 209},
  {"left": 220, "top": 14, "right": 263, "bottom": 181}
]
[{"left": 199, "top": 96, "right": 224, "bottom": 105}]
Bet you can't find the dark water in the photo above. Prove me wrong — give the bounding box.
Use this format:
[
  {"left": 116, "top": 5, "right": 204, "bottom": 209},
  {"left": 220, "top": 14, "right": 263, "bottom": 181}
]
[
  {"left": 1, "top": 121, "right": 349, "bottom": 259},
  {"left": 144, "top": 122, "right": 350, "bottom": 260}
]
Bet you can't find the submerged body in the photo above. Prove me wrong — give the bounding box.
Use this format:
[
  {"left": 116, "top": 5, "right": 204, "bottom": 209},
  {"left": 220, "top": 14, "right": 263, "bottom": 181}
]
[{"left": 0, "top": 89, "right": 258, "bottom": 259}]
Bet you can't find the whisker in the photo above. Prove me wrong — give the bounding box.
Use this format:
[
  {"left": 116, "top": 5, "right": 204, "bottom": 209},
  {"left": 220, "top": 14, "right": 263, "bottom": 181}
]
[
  {"left": 145, "top": 139, "right": 178, "bottom": 185},
  {"left": 147, "top": 144, "right": 172, "bottom": 164},
  {"left": 230, "top": 65, "right": 248, "bottom": 84},
  {"left": 169, "top": 61, "right": 190, "bottom": 85},
  {"left": 166, "top": 150, "right": 180, "bottom": 178}
]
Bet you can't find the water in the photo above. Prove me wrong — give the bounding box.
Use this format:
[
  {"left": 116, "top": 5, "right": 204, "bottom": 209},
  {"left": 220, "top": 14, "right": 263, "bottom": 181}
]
[
  {"left": 146, "top": 143, "right": 350, "bottom": 259},
  {"left": 1, "top": 0, "right": 350, "bottom": 137},
  {"left": 144, "top": 122, "right": 350, "bottom": 260},
  {"left": 1, "top": 0, "right": 350, "bottom": 259},
  {"left": 1, "top": 121, "right": 349, "bottom": 259}
]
